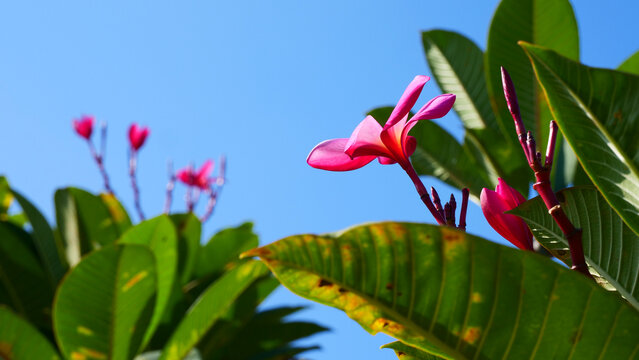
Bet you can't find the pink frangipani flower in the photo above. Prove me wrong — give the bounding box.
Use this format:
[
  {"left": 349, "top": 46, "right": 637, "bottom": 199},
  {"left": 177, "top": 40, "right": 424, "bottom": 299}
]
[
  {"left": 480, "top": 178, "right": 534, "bottom": 251},
  {"left": 72, "top": 115, "right": 94, "bottom": 140},
  {"left": 128, "top": 123, "right": 150, "bottom": 151},
  {"left": 177, "top": 160, "right": 214, "bottom": 190},
  {"left": 307, "top": 75, "right": 455, "bottom": 171}
]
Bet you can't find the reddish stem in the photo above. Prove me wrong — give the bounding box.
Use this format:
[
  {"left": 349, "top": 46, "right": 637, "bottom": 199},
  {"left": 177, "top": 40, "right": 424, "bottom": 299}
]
[
  {"left": 402, "top": 163, "right": 445, "bottom": 225},
  {"left": 458, "top": 188, "right": 469, "bottom": 231},
  {"left": 128, "top": 150, "right": 145, "bottom": 221},
  {"left": 87, "top": 140, "right": 113, "bottom": 194},
  {"left": 501, "top": 66, "right": 591, "bottom": 278},
  {"left": 431, "top": 187, "right": 446, "bottom": 221}
]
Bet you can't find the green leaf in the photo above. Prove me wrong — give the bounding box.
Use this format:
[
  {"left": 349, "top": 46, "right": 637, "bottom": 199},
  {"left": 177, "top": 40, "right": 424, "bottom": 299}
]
[
  {"left": 195, "top": 222, "right": 259, "bottom": 278},
  {"left": 196, "top": 275, "right": 281, "bottom": 359},
  {"left": 170, "top": 213, "right": 202, "bottom": 285},
  {"left": 243, "top": 222, "right": 639, "bottom": 359},
  {"left": 159, "top": 260, "right": 269, "bottom": 360},
  {"left": 53, "top": 244, "right": 157, "bottom": 360},
  {"left": 11, "top": 189, "right": 65, "bottom": 286},
  {"left": 521, "top": 42, "right": 639, "bottom": 236},
  {"left": 421, "top": 30, "right": 496, "bottom": 131},
  {"left": 0, "top": 306, "right": 60, "bottom": 360},
  {"left": 55, "top": 188, "right": 130, "bottom": 265},
  {"left": 119, "top": 215, "right": 178, "bottom": 348},
  {"left": 135, "top": 349, "right": 201, "bottom": 360},
  {"left": 0, "top": 176, "right": 11, "bottom": 217},
  {"left": 382, "top": 341, "right": 444, "bottom": 360},
  {"left": 485, "top": 0, "right": 578, "bottom": 144},
  {"left": 100, "top": 193, "right": 133, "bottom": 235},
  {"left": 510, "top": 187, "right": 639, "bottom": 310},
  {"left": 618, "top": 50, "right": 639, "bottom": 75},
  {"left": 0, "top": 222, "right": 54, "bottom": 330}
]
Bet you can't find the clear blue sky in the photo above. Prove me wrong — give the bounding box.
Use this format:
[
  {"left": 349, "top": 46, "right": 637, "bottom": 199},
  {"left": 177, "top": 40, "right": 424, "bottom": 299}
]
[{"left": 1, "top": 1, "right": 637, "bottom": 358}]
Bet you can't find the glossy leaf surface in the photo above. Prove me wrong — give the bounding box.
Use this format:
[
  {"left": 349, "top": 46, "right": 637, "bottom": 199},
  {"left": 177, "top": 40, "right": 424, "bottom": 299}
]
[
  {"left": 244, "top": 222, "right": 639, "bottom": 359},
  {"left": 54, "top": 244, "right": 157, "bottom": 360},
  {"left": 170, "top": 213, "right": 201, "bottom": 285},
  {"left": 522, "top": 42, "right": 639, "bottom": 236},
  {"left": 119, "top": 215, "right": 178, "bottom": 347},
  {"left": 510, "top": 187, "right": 639, "bottom": 311}
]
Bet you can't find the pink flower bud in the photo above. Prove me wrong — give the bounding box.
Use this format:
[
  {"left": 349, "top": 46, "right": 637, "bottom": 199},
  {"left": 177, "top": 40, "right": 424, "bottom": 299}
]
[
  {"left": 128, "top": 123, "right": 150, "bottom": 151},
  {"left": 480, "top": 178, "right": 534, "bottom": 250},
  {"left": 176, "top": 160, "right": 214, "bottom": 190},
  {"left": 72, "top": 115, "right": 94, "bottom": 140}
]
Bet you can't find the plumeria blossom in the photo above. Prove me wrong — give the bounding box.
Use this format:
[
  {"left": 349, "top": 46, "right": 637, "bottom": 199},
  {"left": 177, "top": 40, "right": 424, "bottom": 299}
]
[
  {"left": 480, "top": 178, "right": 534, "bottom": 251},
  {"left": 307, "top": 75, "right": 456, "bottom": 171},
  {"left": 72, "top": 115, "right": 94, "bottom": 140},
  {"left": 128, "top": 123, "right": 150, "bottom": 151},
  {"left": 177, "top": 160, "right": 214, "bottom": 190}
]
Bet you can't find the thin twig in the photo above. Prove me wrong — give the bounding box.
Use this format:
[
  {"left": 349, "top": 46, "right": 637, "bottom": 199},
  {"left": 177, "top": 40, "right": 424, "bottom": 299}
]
[
  {"left": 87, "top": 140, "right": 113, "bottom": 194},
  {"left": 164, "top": 160, "right": 175, "bottom": 214},
  {"left": 128, "top": 150, "right": 145, "bottom": 221}
]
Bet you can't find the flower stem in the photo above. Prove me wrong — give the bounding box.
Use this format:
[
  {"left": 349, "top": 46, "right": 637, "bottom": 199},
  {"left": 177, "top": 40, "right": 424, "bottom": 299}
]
[
  {"left": 128, "top": 150, "right": 145, "bottom": 221},
  {"left": 458, "top": 188, "right": 469, "bottom": 231},
  {"left": 164, "top": 160, "right": 175, "bottom": 214},
  {"left": 402, "top": 163, "right": 445, "bottom": 225},
  {"left": 87, "top": 140, "right": 113, "bottom": 194}
]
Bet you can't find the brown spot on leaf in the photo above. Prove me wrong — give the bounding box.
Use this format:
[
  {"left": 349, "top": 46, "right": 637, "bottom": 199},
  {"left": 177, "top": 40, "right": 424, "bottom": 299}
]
[
  {"left": 0, "top": 342, "right": 13, "bottom": 359},
  {"left": 122, "top": 271, "right": 148, "bottom": 292},
  {"left": 614, "top": 110, "right": 623, "bottom": 120},
  {"left": 338, "top": 287, "right": 347, "bottom": 294},
  {"left": 240, "top": 247, "right": 272, "bottom": 259},
  {"left": 471, "top": 292, "right": 482, "bottom": 303},
  {"left": 397, "top": 351, "right": 406, "bottom": 357},
  {"left": 385, "top": 283, "right": 394, "bottom": 290},
  {"left": 318, "top": 279, "right": 333, "bottom": 288},
  {"left": 70, "top": 352, "right": 87, "bottom": 360},
  {"left": 462, "top": 327, "right": 481, "bottom": 345}
]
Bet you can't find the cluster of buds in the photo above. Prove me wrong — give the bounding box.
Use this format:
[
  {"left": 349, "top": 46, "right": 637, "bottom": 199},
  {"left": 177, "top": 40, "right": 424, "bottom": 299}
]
[{"left": 72, "top": 116, "right": 225, "bottom": 223}]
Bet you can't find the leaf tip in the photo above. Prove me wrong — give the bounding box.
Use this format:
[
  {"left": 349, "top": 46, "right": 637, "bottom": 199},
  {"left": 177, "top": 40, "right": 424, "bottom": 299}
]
[{"left": 239, "top": 247, "right": 271, "bottom": 259}]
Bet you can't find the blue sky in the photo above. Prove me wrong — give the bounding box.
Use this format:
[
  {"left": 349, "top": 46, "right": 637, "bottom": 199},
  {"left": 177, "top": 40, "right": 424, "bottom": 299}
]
[{"left": 1, "top": 1, "right": 638, "bottom": 358}]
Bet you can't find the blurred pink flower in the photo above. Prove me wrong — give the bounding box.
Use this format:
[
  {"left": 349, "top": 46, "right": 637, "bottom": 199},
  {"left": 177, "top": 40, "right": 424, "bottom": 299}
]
[
  {"left": 177, "top": 160, "right": 214, "bottom": 190},
  {"left": 128, "top": 123, "right": 150, "bottom": 151},
  {"left": 480, "top": 178, "right": 534, "bottom": 250},
  {"left": 307, "top": 75, "right": 455, "bottom": 171},
  {"left": 72, "top": 115, "right": 94, "bottom": 140}
]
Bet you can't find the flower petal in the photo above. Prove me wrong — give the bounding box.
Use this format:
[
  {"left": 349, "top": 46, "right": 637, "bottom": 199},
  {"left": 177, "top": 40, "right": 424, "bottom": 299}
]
[
  {"left": 495, "top": 177, "right": 527, "bottom": 208},
  {"left": 307, "top": 138, "right": 376, "bottom": 171},
  {"left": 384, "top": 75, "right": 430, "bottom": 129},
  {"left": 411, "top": 93, "right": 456, "bottom": 121},
  {"left": 345, "top": 116, "right": 393, "bottom": 159},
  {"left": 195, "top": 160, "right": 214, "bottom": 188},
  {"left": 480, "top": 187, "right": 533, "bottom": 250},
  {"left": 377, "top": 156, "right": 396, "bottom": 165}
]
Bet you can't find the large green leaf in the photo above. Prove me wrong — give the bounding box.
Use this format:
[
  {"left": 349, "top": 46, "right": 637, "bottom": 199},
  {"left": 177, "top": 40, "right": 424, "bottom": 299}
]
[
  {"left": 100, "top": 193, "right": 133, "bottom": 235},
  {"left": 382, "top": 341, "right": 443, "bottom": 359},
  {"left": 521, "top": 42, "right": 639, "bottom": 236},
  {"left": 159, "top": 260, "right": 269, "bottom": 360},
  {"left": 53, "top": 244, "right": 157, "bottom": 360},
  {"left": 618, "top": 50, "right": 639, "bottom": 75},
  {"left": 243, "top": 222, "right": 639, "bottom": 359},
  {"left": 421, "top": 30, "right": 496, "bottom": 131},
  {"left": 119, "top": 215, "right": 178, "bottom": 348},
  {"left": 195, "top": 222, "right": 259, "bottom": 278},
  {"left": 0, "top": 222, "right": 54, "bottom": 330},
  {"left": 485, "top": 0, "right": 578, "bottom": 143},
  {"left": 510, "top": 187, "right": 639, "bottom": 310},
  {"left": 55, "top": 188, "right": 129, "bottom": 265},
  {"left": 170, "top": 213, "right": 201, "bottom": 285},
  {"left": 0, "top": 306, "right": 60, "bottom": 360},
  {"left": 10, "top": 189, "right": 65, "bottom": 286}
]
